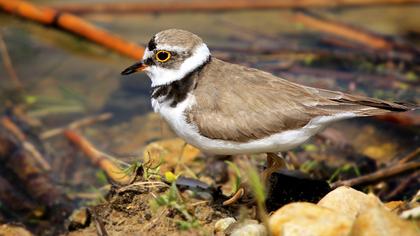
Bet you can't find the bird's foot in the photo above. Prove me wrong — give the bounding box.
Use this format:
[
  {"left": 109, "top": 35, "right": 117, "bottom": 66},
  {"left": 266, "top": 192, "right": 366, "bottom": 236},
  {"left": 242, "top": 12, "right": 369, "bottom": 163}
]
[{"left": 261, "top": 152, "right": 287, "bottom": 183}]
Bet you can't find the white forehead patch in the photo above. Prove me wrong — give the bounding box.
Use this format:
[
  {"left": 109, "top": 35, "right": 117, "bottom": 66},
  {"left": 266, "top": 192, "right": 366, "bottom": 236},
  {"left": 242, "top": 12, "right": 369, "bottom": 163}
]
[
  {"left": 156, "top": 45, "right": 186, "bottom": 52},
  {"left": 142, "top": 48, "right": 153, "bottom": 60},
  {"left": 143, "top": 43, "right": 211, "bottom": 87}
]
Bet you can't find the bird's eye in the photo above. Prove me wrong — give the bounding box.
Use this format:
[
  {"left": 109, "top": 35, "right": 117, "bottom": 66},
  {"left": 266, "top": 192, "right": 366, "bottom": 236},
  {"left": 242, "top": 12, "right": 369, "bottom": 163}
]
[{"left": 155, "top": 50, "right": 171, "bottom": 62}]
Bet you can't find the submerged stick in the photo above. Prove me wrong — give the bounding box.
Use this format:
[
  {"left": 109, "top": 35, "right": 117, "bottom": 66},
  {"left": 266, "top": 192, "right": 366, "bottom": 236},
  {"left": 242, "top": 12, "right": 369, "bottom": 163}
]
[
  {"left": 0, "top": 130, "right": 69, "bottom": 210},
  {"left": 51, "top": 0, "right": 420, "bottom": 14},
  {"left": 0, "top": 0, "right": 144, "bottom": 59},
  {"left": 293, "top": 10, "right": 393, "bottom": 50},
  {"left": 1, "top": 117, "right": 51, "bottom": 171},
  {"left": 64, "top": 130, "right": 132, "bottom": 185},
  {"left": 41, "top": 113, "right": 112, "bottom": 139},
  {"left": 0, "top": 34, "right": 22, "bottom": 89},
  {"left": 332, "top": 162, "right": 420, "bottom": 188}
]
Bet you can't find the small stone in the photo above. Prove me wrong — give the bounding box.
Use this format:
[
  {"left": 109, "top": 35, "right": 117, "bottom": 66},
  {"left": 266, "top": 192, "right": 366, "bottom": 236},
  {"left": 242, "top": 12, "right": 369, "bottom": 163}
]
[
  {"left": 230, "top": 222, "right": 267, "bottom": 236},
  {"left": 214, "top": 217, "right": 236, "bottom": 232},
  {"left": 400, "top": 206, "right": 420, "bottom": 219},
  {"left": 67, "top": 207, "right": 91, "bottom": 231},
  {"left": 144, "top": 213, "right": 152, "bottom": 220}
]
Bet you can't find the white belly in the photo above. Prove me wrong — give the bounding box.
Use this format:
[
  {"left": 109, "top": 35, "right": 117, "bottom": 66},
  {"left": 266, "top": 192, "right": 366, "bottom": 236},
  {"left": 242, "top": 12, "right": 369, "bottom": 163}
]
[{"left": 153, "top": 95, "right": 356, "bottom": 155}]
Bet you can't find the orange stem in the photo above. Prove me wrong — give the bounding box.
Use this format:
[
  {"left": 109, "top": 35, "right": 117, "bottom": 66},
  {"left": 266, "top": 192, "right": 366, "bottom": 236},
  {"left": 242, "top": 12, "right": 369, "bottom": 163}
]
[
  {"left": 294, "top": 11, "right": 393, "bottom": 50},
  {"left": 64, "top": 130, "right": 132, "bottom": 185},
  {"left": 0, "top": 0, "right": 144, "bottom": 60},
  {"left": 51, "top": 0, "right": 420, "bottom": 14}
]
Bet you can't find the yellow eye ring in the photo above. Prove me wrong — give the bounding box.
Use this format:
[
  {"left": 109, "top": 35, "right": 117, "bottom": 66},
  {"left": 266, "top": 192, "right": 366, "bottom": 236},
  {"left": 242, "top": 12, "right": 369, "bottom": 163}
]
[{"left": 155, "top": 50, "right": 171, "bottom": 63}]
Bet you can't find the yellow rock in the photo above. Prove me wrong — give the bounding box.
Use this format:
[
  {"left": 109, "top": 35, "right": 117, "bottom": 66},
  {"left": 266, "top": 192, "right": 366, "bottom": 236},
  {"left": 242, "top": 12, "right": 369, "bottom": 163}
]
[
  {"left": 351, "top": 200, "right": 419, "bottom": 236},
  {"left": 317, "top": 186, "right": 382, "bottom": 219},
  {"left": 0, "top": 224, "right": 33, "bottom": 236},
  {"left": 271, "top": 187, "right": 419, "bottom": 236},
  {"left": 269, "top": 202, "right": 353, "bottom": 236}
]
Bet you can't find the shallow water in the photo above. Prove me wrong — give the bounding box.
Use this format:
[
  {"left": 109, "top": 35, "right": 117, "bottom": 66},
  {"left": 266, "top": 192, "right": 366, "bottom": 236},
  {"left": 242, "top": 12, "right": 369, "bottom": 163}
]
[{"left": 1, "top": 4, "right": 419, "bottom": 123}]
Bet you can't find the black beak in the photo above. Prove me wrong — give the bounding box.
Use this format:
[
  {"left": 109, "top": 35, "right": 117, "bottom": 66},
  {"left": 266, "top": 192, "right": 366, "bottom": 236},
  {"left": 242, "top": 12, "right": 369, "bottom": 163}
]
[{"left": 121, "top": 61, "right": 148, "bottom": 75}]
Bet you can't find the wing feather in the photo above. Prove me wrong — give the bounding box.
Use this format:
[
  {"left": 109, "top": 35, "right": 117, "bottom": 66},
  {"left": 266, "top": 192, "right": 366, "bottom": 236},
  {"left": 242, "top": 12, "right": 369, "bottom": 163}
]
[{"left": 187, "top": 59, "right": 413, "bottom": 142}]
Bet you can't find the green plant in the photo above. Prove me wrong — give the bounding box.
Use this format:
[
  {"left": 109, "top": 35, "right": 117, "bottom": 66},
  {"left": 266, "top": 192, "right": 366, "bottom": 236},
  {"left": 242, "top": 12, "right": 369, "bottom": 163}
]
[
  {"left": 225, "top": 161, "right": 242, "bottom": 195},
  {"left": 300, "top": 160, "right": 319, "bottom": 173},
  {"left": 243, "top": 162, "right": 270, "bottom": 234},
  {"left": 328, "top": 163, "right": 361, "bottom": 184},
  {"left": 151, "top": 182, "right": 200, "bottom": 230},
  {"left": 142, "top": 152, "right": 164, "bottom": 180}
]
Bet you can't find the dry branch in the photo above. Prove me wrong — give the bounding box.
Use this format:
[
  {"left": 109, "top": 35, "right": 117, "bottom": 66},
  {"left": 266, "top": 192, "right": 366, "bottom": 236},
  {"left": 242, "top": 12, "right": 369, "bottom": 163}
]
[
  {"left": 50, "top": 0, "right": 420, "bottom": 14},
  {"left": 332, "top": 162, "right": 420, "bottom": 188},
  {"left": 64, "top": 130, "right": 132, "bottom": 185},
  {"left": 0, "top": 129, "right": 69, "bottom": 209},
  {"left": 0, "top": 0, "right": 144, "bottom": 59},
  {"left": 0, "top": 176, "right": 38, "bottom": 212},
  {"left": 1, "top": 117, "right": 51, "bottom": 171}
]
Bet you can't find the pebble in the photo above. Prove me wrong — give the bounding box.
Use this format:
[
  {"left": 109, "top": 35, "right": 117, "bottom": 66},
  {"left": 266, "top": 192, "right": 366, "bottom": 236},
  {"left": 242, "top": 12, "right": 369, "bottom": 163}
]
[{"left": 214, "top": 217, "right": 236, "bottom": 232}]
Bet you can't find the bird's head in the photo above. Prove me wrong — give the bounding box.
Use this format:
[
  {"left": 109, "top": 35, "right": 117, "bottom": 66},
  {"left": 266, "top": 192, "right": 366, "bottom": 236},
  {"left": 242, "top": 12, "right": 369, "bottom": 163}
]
[{"left": 121, "top": 29, "right": 211, "bottom": 87}]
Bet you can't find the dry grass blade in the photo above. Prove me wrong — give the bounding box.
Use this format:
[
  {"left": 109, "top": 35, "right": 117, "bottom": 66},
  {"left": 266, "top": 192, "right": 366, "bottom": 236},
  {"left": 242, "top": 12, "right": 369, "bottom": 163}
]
[
  {"left": 0, "top": 33, "right": 22, "bottom": 89},
  {"left": 117, "top": 181, "right": 169, "bottom": 193},
  {"left": 41, "top": 113, "right": 112, "bottom": 139}
]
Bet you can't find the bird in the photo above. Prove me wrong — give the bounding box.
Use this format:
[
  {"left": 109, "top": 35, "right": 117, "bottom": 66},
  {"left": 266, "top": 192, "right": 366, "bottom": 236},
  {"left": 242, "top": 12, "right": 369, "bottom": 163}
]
[{"left": 121, "top": 29, "right": 414, "bottom": 180}]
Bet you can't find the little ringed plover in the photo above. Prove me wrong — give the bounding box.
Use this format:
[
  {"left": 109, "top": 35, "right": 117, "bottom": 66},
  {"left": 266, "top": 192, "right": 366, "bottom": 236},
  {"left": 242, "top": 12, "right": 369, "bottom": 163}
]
[{"left": 121, "top": 29, "right": 414, "bottom": 164}]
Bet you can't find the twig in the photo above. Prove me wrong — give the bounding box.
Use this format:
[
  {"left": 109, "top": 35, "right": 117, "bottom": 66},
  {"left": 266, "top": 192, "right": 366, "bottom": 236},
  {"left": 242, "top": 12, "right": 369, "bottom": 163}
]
[
  {"left": 332, "top": 162, "right": 420, "bottom": 188},
  {"left": 51, "top": 0, "right": 420, "bottom": 14},
  {"left": 91, "top": 208, "right": 109, "bottom": 236},
  {"left": 1, "top": 117, "right": 25, "bottom": 141},
  {"left": 397, "top": 148, "right": 420, "bottom": 164},
  {"left": 190, "top": 200, "right": 210, "bottom": 207},
  {"left": 41, "top": 113, "right": 112, "bottom": 139},
  {"left": 0, "top": 33, "right": 22, "bottom": 89},
  {"left": 117, "top": 181, "right": 169, "bottom": 193},
  {"left": 0, "top": 0, "right": 144, "bottom": 59},
  {"left": 64, "top": 130, "right": 132, "bottom": 185},
  {"left": 293, "top": 10, "right": 394, "bottom": 50},
  {"left": 384, "top": 172, "right": 419, "bottom": 200},
  {"left": 1, "top": 116, "right": 51, "bottom": 171}
]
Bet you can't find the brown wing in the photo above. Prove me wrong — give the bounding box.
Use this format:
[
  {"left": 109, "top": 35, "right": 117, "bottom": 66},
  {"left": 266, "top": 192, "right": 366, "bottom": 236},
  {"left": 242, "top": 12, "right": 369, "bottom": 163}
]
[{"left": 186, "top": 58, "right": 412, "bottom": 142}]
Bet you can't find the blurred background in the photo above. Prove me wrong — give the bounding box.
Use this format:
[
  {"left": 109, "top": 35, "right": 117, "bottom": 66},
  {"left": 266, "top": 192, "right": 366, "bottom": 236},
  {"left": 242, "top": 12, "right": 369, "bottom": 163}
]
[{"left": 0, "top": 0, "right": 419, "bottom": 235}]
